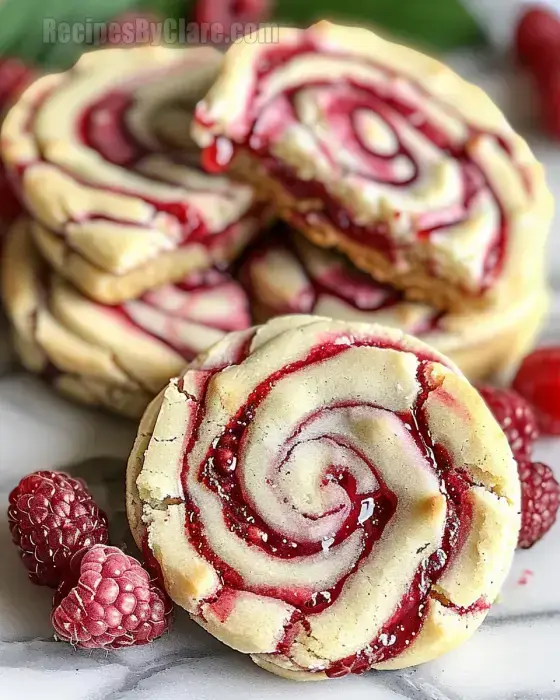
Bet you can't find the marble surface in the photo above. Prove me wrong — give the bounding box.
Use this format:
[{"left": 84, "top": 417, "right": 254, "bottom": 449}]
[
  {"left": 2, "top": 323, "right": 560, "bottom": 700},
  {"left": 2, "top": 56, "right": 560, "bottom": 700},
  {"left": 1, "top": 319, "right": 560, "bottom": 700}
]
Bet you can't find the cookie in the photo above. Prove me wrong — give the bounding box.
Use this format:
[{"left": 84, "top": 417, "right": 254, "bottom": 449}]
[
  {"left": 1, "top": 46, "right": 270, "bottom": 304},
  {"left": 240, "top": 232, "right": 549, "bottom": 382},
  {"left": 1, "top": 218, "right": 251, "bottom": 417},
  {"left": 127, "top": 315, "right": 520, "bottom": 680},
  {"left": 193, "top": 21, "right": 553, "bottom": 312}
]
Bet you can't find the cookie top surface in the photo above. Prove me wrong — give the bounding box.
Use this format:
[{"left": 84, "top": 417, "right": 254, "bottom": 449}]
[
  {"left": 1, "top": 46, "right": 264, "bottom": 279},
  {"left": 127, "top": 315, "right": 520, "bottom": 678},
  {"left": 193, "top": 21, "right": 552, "bottom": 308}
]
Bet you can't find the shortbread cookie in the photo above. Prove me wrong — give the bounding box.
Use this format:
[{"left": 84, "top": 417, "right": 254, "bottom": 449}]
[
  {"left": 193, "top": 21, "right": 553, "bottom": 312},
  {"left": 240, "top": 232, "right": 549, "bottom": 382},
  {"left": 127, "top": 315, "right": 520, "bottom": 680},
  {"left": 1, "top": 219, "right": 251, "bottom": 417},
  {"left": 1, "top": 46, "right": 269, "bottom": 304}
]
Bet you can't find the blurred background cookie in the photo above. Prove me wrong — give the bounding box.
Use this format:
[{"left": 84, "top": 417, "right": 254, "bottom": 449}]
[
  {"left": 1, "top": 45, "right": 271, "bottom": 304},
  {"left": 1, "top": 218, "right": 252, "bottom": 417},
  {"left": 240, "top": 230, "right": 550, "bottom": 382}
]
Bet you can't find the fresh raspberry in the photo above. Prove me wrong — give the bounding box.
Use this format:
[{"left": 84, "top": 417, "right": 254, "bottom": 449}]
[
  {"left": 515, "top": 6, "right": 560, "bottom": 68},
  {"left": 531, "top": 59, "right": 560, "bottom": 139},
  {"left": 194, "top": 0, "right": 272, "bottom": 41},
  {"left": 513, "top": 347, "right": 560, "bottom": 435},
  {"left": 477, "top": 385, "right": 539, "bottom": 459},
  {"left": 0, "top": 58, "right": 36, "bottom": 108},
  {"left": 0, "top": 59, "right": 36, "bottom": 223},
  {"left": 0, "top": 163, "right": 22, "bottom": 224},
  {"left": 517, "top": 460, "right": 560, "bottom": 548},
  {"left": 52, "top": 545, "right": 172, "bottom": 648},
  {"left": 8, "top": 471, "right": 109, "bottom": 588},
  {"left": 539, "top": 73, "right": 560, "bottom": 138}
]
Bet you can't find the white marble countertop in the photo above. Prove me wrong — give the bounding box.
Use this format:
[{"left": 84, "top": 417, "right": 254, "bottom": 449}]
[{"left": 2, "top": 54, "right": 560, "bottom": 700}]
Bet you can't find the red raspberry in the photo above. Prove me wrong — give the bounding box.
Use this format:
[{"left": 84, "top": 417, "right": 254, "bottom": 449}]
[
  {"left": 0, "top": 59, "right": 36, "bottom": 223},
  {"left": 517, "top": 460, "right": 560, "bottom": 548},
  {"left": 477, "top": 385, "right": 539, "bottom": 459},
  {"left": 535, "top": 68, "right": 560, "bottom": 139},
  {"left": 515, "top": 6, "right": 560, "bottom": 68},
  {"left": 0, "top": 163, "right": 22, "bottom": 224},
  {"left": 52, "top": 545, "right": 172, "bottom": 648},
  {"left": 194, "top": 0, "right": 272, "bottom": 41},
  {"left": 8, "top": 471, "right": 109, "bottom": 588},
  {"left": 513, "top": 347, "right": 560, "bottom": 435},
  {"left": 0, "top": 58, "right": 36, "bottom": 109}
]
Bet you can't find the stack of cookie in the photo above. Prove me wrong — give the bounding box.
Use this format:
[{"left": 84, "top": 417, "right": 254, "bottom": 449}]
[
  {"left": 194, "top": 21, "right": 553, "bottom": 382},
  {"left": 0, "top": 22, "right": 552, "bottom": 682},
  {"left": 0, "top": 46, "right": 271, "bottom": 417},
  {"left": 123, "top": 23, "right": 552, "bottom": 682},
  {"left": 1, "top": 22, "right": 554, "bottom": 418}
]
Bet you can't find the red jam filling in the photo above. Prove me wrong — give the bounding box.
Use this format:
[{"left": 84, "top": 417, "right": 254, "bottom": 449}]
[
  {"left": 196, "top": 41, "right": 531, "bottom": 292},
  {"left": 108, "top": 267, "right": 250, "bottom": 359},
  {"left": 179, "top": 336, "right": 477, "bottom": 675}
]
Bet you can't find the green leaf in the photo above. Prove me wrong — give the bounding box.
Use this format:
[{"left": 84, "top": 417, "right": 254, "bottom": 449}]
[
  {"left": 0, "top": 0, "right": 138, "bottom": 67},
  {"left": 0, "top": 0, "right": 482, "bottom": 69},
  {"left": 0, "top": 0, "right": 195, "bottom": 69},
  {"left": 137, "top": 0, "right": 189, "bottom": 18},
  {"left": 0, "top": 0, "right": 43, "bottom": 57},
  {"left": 274, "top": 0, "right": 485, "bottom": 52}
]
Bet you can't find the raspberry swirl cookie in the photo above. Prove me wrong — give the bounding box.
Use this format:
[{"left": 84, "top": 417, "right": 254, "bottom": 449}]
[
  {"left": 1, "top": 219, "right": 251, "bottom": 417},
  {"left": 127, "top": 316, "right": 520, "bottom": 680},
  {"left": 240, "top": 233, "right": 549, "bottom": 382},
  {"left": 1, "top": 46, "right": 269, "bottom": 304},
  {"left": 193, "top": 21, "right": 553, "bottom": 312}
]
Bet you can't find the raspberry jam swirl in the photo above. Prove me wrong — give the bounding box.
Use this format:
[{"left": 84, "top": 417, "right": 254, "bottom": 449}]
[
  {"left": 133, "top": 317, "right": 520, "bottom": 679},
  {"left": 240, "top": 231, "right": 440, "bottom": 333},
  {"left": 193, "top": 23, "right": 549, "bottom": 300},
  {"left": 44, "top": 264, "right": 251, "bottom": 399},
  {"left": 110, "top": 267, "right": 251, "bottom": 362},
  {"left": 1, "top": 47, "right": 265, "bottom": 278}
]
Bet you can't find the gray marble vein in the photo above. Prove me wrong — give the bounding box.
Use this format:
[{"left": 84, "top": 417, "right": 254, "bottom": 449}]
[
  {"left": 375, "top": 670, "right": 459, "bottom": 700},
  {"left": 486, "top": 610, "right": 560, "bottom": 627}
]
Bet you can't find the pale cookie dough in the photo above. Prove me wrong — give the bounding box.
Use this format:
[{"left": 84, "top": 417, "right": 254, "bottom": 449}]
[
  {"left": 1, "top": 219, "right": 251, "bottom": 418},
  {"left": 127, "top": 315, "right": 520, "bottom": 680},
  {"left": 193, "top": 21, "right": 553, "bottom": 312},
  {"left": 1, "top": 46, "right": 270, "bottom": 304},
  {"left": 240, "top": 231, "right": 550, "bottom": 382}
]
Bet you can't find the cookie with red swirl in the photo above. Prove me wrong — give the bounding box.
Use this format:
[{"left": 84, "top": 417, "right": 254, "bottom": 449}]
[
  {"left": 127, "top": 315, "right": 520, "bottom": 680},
  {"left": 1, "top": 218, "right": 251, "bottom": 418},
  {"left": 240, "top": 232, "right": 550, "bottom": 382},
  {"left": 1, "top": 46, "right": 270, "bottom": 305},
  {"left": 193, "top": 21, "right": 553, "bottom": 313}
]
